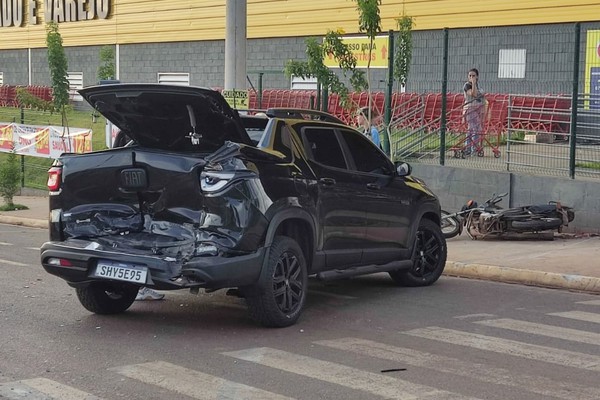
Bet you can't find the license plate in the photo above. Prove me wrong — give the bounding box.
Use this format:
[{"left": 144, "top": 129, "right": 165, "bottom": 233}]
[{"left": 93, "top": 260, "right": 148, "bottom": 284}]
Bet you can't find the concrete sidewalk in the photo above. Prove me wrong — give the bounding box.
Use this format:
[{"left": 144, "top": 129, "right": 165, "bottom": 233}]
[{"left": 2, "top": 195, "right": 599, "bottom": 294}]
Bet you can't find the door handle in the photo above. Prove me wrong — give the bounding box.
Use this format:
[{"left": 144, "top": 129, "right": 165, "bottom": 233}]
[
  {"left": 367, "top": 182, "right": 381, "bottom": 190},
  {"left": 319, "top": 177, "right": 336, "bottom": 185}
]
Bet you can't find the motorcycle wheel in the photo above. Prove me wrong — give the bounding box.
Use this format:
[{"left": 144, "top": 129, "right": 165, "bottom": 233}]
[
  {"left": 440, "top": 210, "right": 461, "bottom": 239},
  {"left": 510, "top": 217, "right": 562, "bottom": 231}
]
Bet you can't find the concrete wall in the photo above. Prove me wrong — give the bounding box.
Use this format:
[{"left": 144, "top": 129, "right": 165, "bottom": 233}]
[{"left": 411, "top": 164, "right": 600, "bottom": 234}]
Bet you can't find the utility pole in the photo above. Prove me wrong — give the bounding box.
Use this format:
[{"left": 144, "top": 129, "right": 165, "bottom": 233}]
[{"left": 224, "top": 0, "right": 247, "bottom": 90}]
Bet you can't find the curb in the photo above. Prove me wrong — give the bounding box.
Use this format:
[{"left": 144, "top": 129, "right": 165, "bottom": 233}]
[
  {"left": 0, "top": 215, "right": 47, "bottom": 229},
  {"left": 444, "top": 261, "right": 600, "bottom": 294}
]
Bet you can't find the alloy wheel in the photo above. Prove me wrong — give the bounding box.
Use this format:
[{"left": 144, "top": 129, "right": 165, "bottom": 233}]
[{"left": 272, "top": 251, "right": 304, "bottom": 314}]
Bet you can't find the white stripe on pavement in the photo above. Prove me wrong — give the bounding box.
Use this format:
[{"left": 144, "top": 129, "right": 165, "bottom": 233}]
[
  {"left": 403, "top": 327, "right": 600, "bottom": 371},
  {"left": 314, "top": 337, "right": 600, "bottom": 400},
  {"left": 576, "top": 300, "right": 600, "bottom": 305},
  {"left": 0, "top": 258, "right": 28, "bottom": 267},
  {"left": 25, "top": 247, "right": 41, "bottom": 251},
  {"left": 111, "top": 361, "right": 292, "bottom": 400},
  {"left": 224, "top": 347, "right": 481, "bottom": 400},
  {"left": 0, "top": 378, "right": 102, "bottom": 400},
  {"left": 549, "top": 311, "right": 600, "bottom": 324},
  {"left": 475, "top": 318, "right": 600, "bottom": 346},
  {"left": 0, "top": 241, "right": 13, "bottom": 246}
]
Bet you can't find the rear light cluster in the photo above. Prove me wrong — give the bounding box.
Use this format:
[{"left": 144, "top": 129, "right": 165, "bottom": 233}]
[{"left": 47, "top": 166, "right": 62, "bottom": 191}]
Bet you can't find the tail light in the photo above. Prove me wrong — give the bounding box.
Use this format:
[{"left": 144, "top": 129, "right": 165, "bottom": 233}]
[{"left": 47, "top": 166, "right": 62, "bottom": 191}]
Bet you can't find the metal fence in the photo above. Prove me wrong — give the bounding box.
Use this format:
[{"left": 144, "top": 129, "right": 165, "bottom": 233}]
[{"left": 389, "top": 22, "right": 600, "bottom": 181}]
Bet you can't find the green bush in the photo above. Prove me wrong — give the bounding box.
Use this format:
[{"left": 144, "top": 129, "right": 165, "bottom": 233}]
[{"left": 0, "top": 150, "right": 21, "bottom": 207}]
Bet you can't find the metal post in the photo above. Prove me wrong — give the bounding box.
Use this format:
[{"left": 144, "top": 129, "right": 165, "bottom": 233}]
[
  {"left": 440, "top": 28, "right": 449, "bottom": 166},
  {"left": 569, "top": 22, "right": 581, "bottom": 179},
  {"left": 258, "top": 72, "right": 264, "bottom": 109},
  {"left": 316, "top": 82, "right": 321, "bottom": 112},
  {"left": 322, "top": 86, "right": 329, "bottom": 112},
  {"left": 20, "top": 107, "right": 25, "bottom": 187},
  {"left": 224, "top": 0, "right": 247, "bottom": 90},
  {"left": 383, "top": 29, "right": 394, "bottom": 157}
]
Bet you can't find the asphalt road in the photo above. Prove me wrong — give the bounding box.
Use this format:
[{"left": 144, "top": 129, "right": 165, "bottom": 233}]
[{"left": 1, "top": 224, "right": 599, "bottom": 400}]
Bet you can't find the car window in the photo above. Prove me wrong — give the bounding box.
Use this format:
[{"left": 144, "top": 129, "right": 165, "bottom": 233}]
[
  {"left": 302, "top": 127, "right": 347, "bottom": 169},
  {"left": 340, "top": 129, "right": 390, "bottom": 173}
]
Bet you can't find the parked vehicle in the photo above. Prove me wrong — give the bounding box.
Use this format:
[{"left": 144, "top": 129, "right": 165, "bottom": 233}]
[
  {"left": 40, "top": 84, "right": 447, "bottom": 327},
  {"left": 442, "top": 193, "right": 575, "bottom": 240}
]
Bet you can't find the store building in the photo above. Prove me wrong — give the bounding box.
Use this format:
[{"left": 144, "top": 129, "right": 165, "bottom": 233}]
[{"left": 0, "top": 0, "right": 599, "bottom": 96}]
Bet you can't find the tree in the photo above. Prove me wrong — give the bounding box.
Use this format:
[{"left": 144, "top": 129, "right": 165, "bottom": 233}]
[
  {"left": 97, "top": 45, "right": 116, "bottom": 81},
  {"left": 46, "top": 21, "right": 70, "bottom": 127},
  {"left": 0, "top": 149, "right": 21, "bottom": 208},
  {"left": 394, "top": 15, "right": 414, "bottom": 88},
  {"left": 285, "top": 30, "right": 367, "bottom": 109},
  {"left": 354, "top": 0, "right": 382, "bottom": 122}
]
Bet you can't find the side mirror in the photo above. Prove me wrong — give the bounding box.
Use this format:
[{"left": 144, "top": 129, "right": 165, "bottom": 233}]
[{"left": 395, "top": 162, "right": 412, "bottom": 177}]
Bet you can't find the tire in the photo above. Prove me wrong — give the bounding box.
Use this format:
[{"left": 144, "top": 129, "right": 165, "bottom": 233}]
[
  {"left": 76, "top": 282, "right": 138, "bottom": 314},
  {"left": 245, "top": 236, "right": 308, "bottom": 328},
  {"left": 440, "top": 210, "right": 461, "bottom": 239},
  {"left": 510, "top": 218, "right": 562, "bottom": 231},
  {"left": 389, "top": 219, "right": 447, "bottom": 287}
]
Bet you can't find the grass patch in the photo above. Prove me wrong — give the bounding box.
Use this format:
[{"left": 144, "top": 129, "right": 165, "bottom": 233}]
[
  {"left": 0, "top": 203, "right": 28, "bottom": 211},
  {"left": 576, "top": 162, "right": 600, "bottom": 170},
  {"left": 0, "top": 106, "right": 108, "bottom": 189}
]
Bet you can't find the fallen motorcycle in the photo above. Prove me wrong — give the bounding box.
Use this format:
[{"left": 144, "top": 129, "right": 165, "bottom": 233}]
[
  {"left": 441, "top": 193, "right": 575, "bottom": 239},
  {"left": 441, "top": 193, "right": 507, "bottom": 238}
]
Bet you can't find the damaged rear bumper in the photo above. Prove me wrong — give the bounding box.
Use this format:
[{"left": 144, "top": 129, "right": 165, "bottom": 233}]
[{"left": 40, "top": 240, "right": 267, "bottom": 290}]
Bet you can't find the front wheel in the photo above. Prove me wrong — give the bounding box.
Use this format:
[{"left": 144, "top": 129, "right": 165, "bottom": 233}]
[
  {"left": 389, "top": 219, "right": 447, "bottom": 287},
  {"left": 245, "top": 236, "right": 308, "bottom": 328},
  {"left": 76, "top": 283, "right": 138, "bottom": 314},
  {"left": 440, "top": 210, "right": 461, "bottom": 239}
]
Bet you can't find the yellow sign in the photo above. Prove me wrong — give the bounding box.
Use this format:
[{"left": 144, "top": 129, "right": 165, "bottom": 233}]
[
  {"left": 323, "top": 36, "right": 389, "bottom": 69},
  {"left": 585, "top": 30, "right": 600, "bottom": 110},
  {"left": 222, "top": 89, "right": 249, "bottom": 110}
]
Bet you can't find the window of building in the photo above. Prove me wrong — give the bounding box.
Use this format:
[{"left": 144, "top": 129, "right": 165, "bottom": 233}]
[
  {"left": 498, "top": 49, "right": 526, "bottom": 79},
  {"left": 67, "top": 72, "right": 84, "bottom": 101},
  {"left": 291, "top": 75, "right": 318, "bottom": 90},
  {"left": 157, "top": 73, "right": 190, "bottom": 86}
]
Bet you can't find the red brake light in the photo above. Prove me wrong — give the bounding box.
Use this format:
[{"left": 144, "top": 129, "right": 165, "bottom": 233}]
[{"left": 47, "top": 166, "right": 62, "bottom": 191}]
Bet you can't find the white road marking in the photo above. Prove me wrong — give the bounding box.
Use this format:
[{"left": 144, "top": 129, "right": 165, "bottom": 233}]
[
  {"left": 112, "top": 360, "right": 292, "bottom": 400},
  {"left": 475, "top": 318, "right": 600, "bottom": 346},
  {"left": 0, "top": 258, "right": 28, "bottom": 267},
  {"left": 576, "top": 300, "right": 600, "bottom": 306},
  {"left": 25, "top": 247, "right": 41, "bottom": 251},
  {"left": 0, "top": 241, "right": 13, "bottom": 246},
  {"left": 315, "top": 337, "right": 600, "bottom": 400},
  {"left": 403, "top": 327, "right": 600, "bottom": 371},
  {"left": 0, "top": 378, "right": 102, "bottom": 399},
  {"left": 224, "top": 347, "right": 481, "bottom": 400},
  {"left": 549, "top": 311, "right": 600, "bottom": 324}
]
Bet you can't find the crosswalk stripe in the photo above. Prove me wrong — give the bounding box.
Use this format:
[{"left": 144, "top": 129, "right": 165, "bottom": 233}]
[
  {"left": 549, "top": 311, "right": 600, "bottom": 324},
  {"left": 0, "top": 378, "right": 102, "bottom": 399},
  {"left": 224, "top": 347, "right": 481, "bottom": 400},
  {"left": 111, "top": 361, "right": 292, "bottom": 400},
  {"left": 475, "top": 318, "right": 600, "bottom": 346},
  {"left": 0, "top": 241, "right": 13, "bottom": 246},
  {"left": 0, "top": 258, "right": 27, "bottom": 267},
  {"left": 577, "top": 300, "right": 600, "bottom": 305},
  {"left": 315, "top": 337, "right": 600, "bottom": 400},
  {"left": 403, "top": 327, "right": 600, "bottom": 371}
]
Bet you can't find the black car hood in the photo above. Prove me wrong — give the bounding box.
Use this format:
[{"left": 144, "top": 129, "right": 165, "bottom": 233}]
[{"left": 79, "top": 84, "right": 253, "bottom": 150}]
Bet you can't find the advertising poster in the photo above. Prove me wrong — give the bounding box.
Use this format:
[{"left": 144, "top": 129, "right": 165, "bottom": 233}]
[
  {"left": 0, "top": 123, "right": 92, "bottom": 158},
  {"left": 585, "top": 30, "right": 600, "bottom": 109}
]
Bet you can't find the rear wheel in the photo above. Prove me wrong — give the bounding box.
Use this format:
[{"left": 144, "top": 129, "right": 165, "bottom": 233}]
[
  {"left": 440, "top": 210, "right": 461, "bottom": 239},
  {"left": 389, "top": 219, "right": 447, "bottom": 286},
  {"left": 245, "top": 236, "right": 307, "bottom": 328},
  {"left": 76, "top": 283, "right": 138, "bottom": 314}
]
